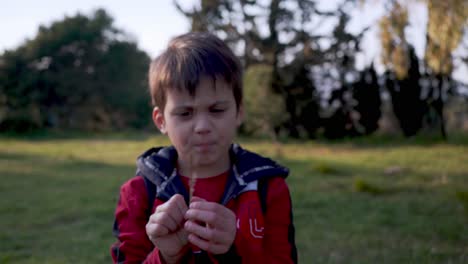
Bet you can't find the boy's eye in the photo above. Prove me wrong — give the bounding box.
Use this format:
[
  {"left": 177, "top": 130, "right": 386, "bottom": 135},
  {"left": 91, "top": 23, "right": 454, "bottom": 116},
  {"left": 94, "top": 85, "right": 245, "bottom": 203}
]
[
  {"left": 178, "top": 111, "right": 191, "bottom": 117},
  {"left": 210, "top": 108, "right": 226, "bottom": 113},
  {"left": 173, "top": 110, "right": 192, "bottom": 118}
]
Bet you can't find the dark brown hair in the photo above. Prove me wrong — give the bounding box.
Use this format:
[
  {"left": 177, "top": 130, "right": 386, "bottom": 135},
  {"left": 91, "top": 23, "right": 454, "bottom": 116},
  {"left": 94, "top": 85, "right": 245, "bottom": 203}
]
[{"left": 148, "top": 32, "right": 243, "bottom": 111}]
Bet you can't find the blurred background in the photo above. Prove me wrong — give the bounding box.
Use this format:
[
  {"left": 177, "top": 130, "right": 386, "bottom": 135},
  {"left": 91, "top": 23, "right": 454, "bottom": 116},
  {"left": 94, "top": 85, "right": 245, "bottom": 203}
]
[
  {"left": 1, "top": 0, "right": 468, "bottom": 263},
  {"left": 1, "top": 0, "right": 467, "bottom": 139}
]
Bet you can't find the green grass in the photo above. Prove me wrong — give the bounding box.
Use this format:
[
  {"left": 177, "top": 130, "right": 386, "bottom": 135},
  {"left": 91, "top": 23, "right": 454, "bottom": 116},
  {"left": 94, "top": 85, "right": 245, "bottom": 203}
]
[{"left": 0, "top": 133, "right": 467, "bottom": 263}]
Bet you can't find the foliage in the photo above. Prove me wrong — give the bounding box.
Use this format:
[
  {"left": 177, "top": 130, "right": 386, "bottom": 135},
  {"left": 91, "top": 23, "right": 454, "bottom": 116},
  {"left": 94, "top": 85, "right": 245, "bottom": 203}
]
[
  {"left": 353, "top": 178, "right": 387, "bottom": 195},
  {"left": 176, "top": 0, "right": 370, "bottom": 139},
  {"left": 0, "top": 9, "right": 151, "bottom": 132},
  {"left": 423, "top": 0, "right": 467, "bottom": 139},
  {"left": 175, "top": 0, "right": 468, "bottom": 139},
  {"left": 377, "top": 0, "right": 468, "bottom": 138},
  {"left": 352, "top": 65, "right": 382, "bottom": 135},
  {"left": 455, "top": 190, "right": 468, "bottom": 216},
  {"left": 313, "top": 162, "right": 340, "bottom": 175},
  {"left": 243, "top": 64, "right": 287, "bottom": 138},
  {"left": 385, "top": 46, "right": 427, "bottom": 137},
  {"left": 2, "top": 1, "right": 467, "bottom": 138},
  {"left": 379, "top": 1, "right": 410, "bottom": 80},
  {"left": 425, "top": 0, "right": 467, "bottom": 75},
  {"left": 322, "top": 64, "right": 382, "bottom": 139},
  {"left": 379, "top": 0, "right": 468, "bottom": 78}
]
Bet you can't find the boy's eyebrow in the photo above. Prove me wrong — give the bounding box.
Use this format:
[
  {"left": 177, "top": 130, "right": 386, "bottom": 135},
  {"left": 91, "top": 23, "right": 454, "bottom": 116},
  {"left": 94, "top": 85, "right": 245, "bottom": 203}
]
[
  {"left": 171, "top": 105, "right": 192, "bottom": 112},
  {"left": 172, "top": 100, "right": 231, "bottom": 109},
  {"left": 211, "top": 100, "right": 230, "bottom": 106},
  {"left": 171, "top": 100, "right": 230, "bottom": 112}
]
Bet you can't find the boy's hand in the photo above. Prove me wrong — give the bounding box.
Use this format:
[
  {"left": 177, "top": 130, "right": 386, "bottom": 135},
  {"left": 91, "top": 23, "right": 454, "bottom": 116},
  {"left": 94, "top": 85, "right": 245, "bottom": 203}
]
[
  {"left": 146, "top": 194, "right": 189, "bottom": 263},
  {"left": 184, "top": 197, "right": 237, "bottom": 255}
]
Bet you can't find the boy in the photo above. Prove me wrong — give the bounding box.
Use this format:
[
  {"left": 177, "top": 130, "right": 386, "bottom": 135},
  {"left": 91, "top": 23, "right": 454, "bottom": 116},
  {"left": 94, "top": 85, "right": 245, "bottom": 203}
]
[{"left": 111, "top": 32, "right": 297, "bottom": 263}]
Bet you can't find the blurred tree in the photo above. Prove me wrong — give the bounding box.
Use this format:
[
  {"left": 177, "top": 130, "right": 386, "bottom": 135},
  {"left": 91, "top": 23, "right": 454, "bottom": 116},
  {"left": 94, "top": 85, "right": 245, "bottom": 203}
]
[
  {"left": 352, "top": 64, "right": 382, "bottom": 135},
  {"left": 322, "top": 85, "right": 355, "bottom": 139},
  {"left": 320, "top": 8, "right": 376, "bottom": 139},
  {"left": 379, "top": 1, "right": 410, "bottom": 80},
  {"left": 0, "top": 46, "right": 41, "bottom": 131},
  {"left": 176, "top": 0, "right": 468, "bottom": 138},
  {"left": 377, "top": 0, "right": 467, "bottom": 138},
  {"left": 0, "top": 9, "right": 150, "bottom": 132},
  {"left": 175, "top": 0, "right": 371, "bottom": 138},
  {"left": 176, "top": 0, "right": 322, "bottom": 137},
  {"left": 425, "top": 0, "right": 467, "bottom": 76},
  {"left": 422, "top": 0, "right": 468, "bottom": 139},
  {"left": 243, "top": 64, "right": 288, "bottom": 138},
  {"left": 385, "top": 46, "right": 427, "bottom": 137}
]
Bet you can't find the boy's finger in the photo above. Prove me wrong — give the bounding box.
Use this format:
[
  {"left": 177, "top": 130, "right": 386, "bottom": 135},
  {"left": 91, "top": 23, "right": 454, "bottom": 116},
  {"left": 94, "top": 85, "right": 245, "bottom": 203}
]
[
  {"left": 185, "top": 220, "right": 214, "bottom": 241},
  {"left": 185, "top": 207, "right": 236, "bottom": 231},
  {"left": 146, "top": 222, "right": 169, "bottom": 238},
  {"left": 187, "top": 234, "right": 227, "bottom": 255},
  {"left": 175, "top": 227, "right": 189, "bottom": 245},
  {"left": 185, "top": 220, "right": 234, "bottom": 246},
  {"left": 151, "top": 211, "right": 179, "bottom": 232},
  {"left": 184, "top": 220, "right": 231, "bottom": 244},
  {"left": 185, "top": 209, "right": 218, "bottom": 226},
  {"left": 170, "top": 194, "right": 188, "bottom": 223},
  {"left": 190, "top": 196, "right": 206, "bottom": 203},
  {"left": 189, "top": 200, "right": 216, "bottom": 210},
  {"left": 156, "top": 194, "right": 186, "bottom": 227},
  {"left": 189, "top": 201, "right": 234, "bottom": 219}
]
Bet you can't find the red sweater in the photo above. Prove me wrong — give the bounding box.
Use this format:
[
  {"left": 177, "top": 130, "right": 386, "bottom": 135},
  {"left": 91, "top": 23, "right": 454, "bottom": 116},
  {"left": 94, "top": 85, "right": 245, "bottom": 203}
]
[{"left": 111, "top": 145, "right": 297, "bottom": 263}]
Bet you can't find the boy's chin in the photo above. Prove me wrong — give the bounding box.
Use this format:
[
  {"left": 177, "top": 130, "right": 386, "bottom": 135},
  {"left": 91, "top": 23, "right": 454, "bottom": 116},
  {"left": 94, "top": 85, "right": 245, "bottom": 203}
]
[{"left": 193, "top": 143, "right": 217, "bottom": 154}]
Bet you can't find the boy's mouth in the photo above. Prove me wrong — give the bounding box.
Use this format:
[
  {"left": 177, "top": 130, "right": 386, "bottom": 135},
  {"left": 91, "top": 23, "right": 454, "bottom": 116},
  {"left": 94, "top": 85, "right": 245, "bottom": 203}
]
[{"left": 193, "top": 142, "right": 216, "bottom": 152}]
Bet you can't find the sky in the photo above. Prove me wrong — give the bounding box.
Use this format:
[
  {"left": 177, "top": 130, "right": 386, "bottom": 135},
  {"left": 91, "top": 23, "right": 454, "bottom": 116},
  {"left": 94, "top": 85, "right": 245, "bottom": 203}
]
[
  {"left": 0, "top": 0, "right": 191, "bottom": 57},
  {"left": 0, "top": 0, "right": 466, "bottom": 82}
]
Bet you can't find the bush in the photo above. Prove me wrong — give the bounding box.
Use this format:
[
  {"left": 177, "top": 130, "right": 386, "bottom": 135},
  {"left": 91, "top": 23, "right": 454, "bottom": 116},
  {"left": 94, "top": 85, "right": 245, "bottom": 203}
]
[
  {"left": 353, "top": 178, "right": 387, "bottom": 195},
  {"left": 243, "top": 64, "right": 288, "bottom": 138}
]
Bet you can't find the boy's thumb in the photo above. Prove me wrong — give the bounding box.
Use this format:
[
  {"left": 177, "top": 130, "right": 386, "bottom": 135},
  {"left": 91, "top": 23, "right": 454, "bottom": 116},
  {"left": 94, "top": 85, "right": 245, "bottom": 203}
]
[{"left": 190, "top": 196, "right": 206, "bottom": 203}]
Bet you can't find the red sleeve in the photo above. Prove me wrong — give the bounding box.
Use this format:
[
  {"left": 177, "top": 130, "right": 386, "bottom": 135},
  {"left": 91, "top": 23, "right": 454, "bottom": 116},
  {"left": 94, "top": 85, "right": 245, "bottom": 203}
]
[
  {"left": 110, "top": 176, "right": 164, "bottom": 264},
  {"left": 263, "top": 177, "right": 298, "bottom": 263}
]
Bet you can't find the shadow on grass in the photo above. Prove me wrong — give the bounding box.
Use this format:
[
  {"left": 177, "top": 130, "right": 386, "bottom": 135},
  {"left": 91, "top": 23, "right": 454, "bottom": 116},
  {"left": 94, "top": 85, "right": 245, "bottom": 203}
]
[
  {"left": 0, "top": 152, "right": 31, "bottom": 161},
  {"left": 278, "top": 157, "right": 468, "bottom": 263},
  {"left": 277, "top": 156, "right": 421, "bottom": 191},
  {"left": 0, "top": 151, "right": 135, "bottom": 263},
  {"left": 1, "top": 150, "right": 467, "bottom": 263},
  {"left": 258, "top": 133, "right": 468, "bottom": 150},
  {"left": 0, "top": 129, "right": 159, "bottom": 142},
  {"left": 278, "top": 156, "right": 468, "bottom": 224},
  {"left": 313, "top": 133, "right": 468, "bottom": 149}
]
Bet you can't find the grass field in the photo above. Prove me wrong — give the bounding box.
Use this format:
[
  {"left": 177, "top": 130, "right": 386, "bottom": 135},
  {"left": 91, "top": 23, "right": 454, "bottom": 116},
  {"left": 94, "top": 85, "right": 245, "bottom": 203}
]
[{"left": 0, "top": 133, "right": 467, "bottom": 263}]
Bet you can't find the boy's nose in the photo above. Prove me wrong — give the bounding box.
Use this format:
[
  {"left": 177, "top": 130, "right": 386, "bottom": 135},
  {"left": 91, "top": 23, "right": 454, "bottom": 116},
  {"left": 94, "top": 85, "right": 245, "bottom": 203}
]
[{"left": 193, "top": 114, "right": 212, "bottom": 134}]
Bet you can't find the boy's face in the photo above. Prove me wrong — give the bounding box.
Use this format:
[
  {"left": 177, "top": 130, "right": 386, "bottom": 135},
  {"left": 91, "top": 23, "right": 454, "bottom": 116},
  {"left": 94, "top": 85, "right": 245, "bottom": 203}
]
[{"left": 153, "top": 76, "right": 243, "bottom": 176}]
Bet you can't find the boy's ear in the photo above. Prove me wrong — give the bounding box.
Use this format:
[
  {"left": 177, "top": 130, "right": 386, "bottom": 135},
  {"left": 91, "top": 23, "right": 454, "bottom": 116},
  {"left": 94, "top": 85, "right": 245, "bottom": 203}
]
[
  {"left": 236, "top": 103, "right": 244, "bottom": 127},
  {"left": 152, "top": 107, "right": 167, "bottom": 134}
]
